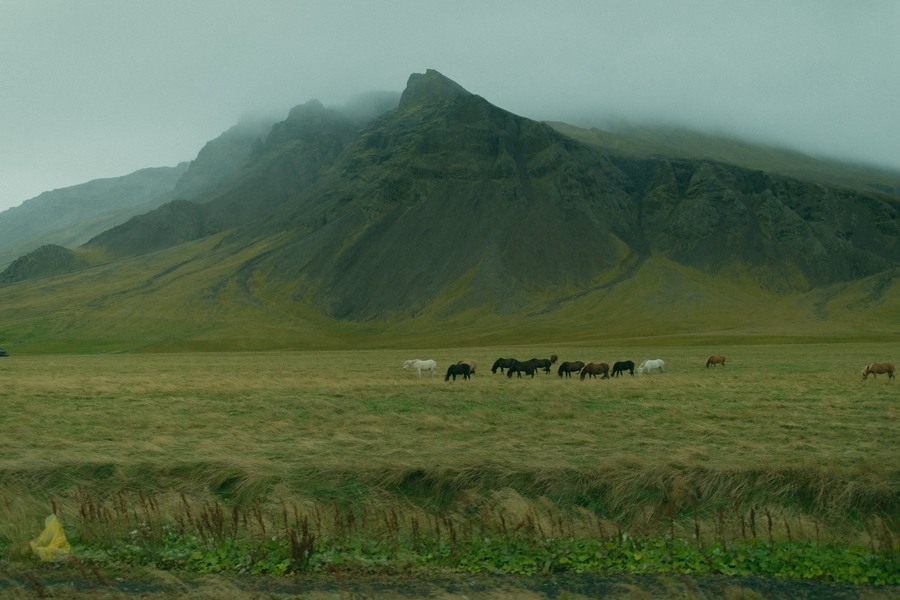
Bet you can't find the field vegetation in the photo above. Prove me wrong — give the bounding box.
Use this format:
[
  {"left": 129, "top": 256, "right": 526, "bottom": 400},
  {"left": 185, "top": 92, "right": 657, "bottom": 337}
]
[{"left": 1, "top": 343, "right": 897, "bottom": 597}]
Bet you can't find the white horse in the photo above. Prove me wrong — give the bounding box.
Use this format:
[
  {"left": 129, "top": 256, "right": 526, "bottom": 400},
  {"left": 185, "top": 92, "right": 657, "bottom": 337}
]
[
  {"left": 402, "top": 359, "right": 437, "bottom": 377},
  {"left": 638, "top": 359, "right": 666, "bottom": 374}
]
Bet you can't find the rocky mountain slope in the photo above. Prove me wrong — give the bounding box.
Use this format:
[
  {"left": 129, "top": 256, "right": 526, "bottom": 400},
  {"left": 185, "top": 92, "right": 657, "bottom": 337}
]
[
  {"left": 0, "top": 117, "right": 278, "bottom": 269},
  {"left": 1, "top": 70, "right": 897, "bottom": 349}
]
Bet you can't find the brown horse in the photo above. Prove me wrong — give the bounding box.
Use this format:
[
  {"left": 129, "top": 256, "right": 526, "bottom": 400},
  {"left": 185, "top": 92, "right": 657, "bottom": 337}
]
[
  {"left": 862, "top": 362, "right": 895, "bottom": 380},
  {"left": 558, "top": 361, "right": 585, "bottom": 378},
  {"left": 580, "top": 362, "right": 609, "bottom": 380},
  {"left": 706, "top": 355, "right": 726, "bottom": 368}
]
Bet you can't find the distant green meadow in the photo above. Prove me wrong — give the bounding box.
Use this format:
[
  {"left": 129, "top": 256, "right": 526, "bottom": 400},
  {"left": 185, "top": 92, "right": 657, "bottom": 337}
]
[{"left": 0, "top": 343, "right": 897, "bottom": 583}]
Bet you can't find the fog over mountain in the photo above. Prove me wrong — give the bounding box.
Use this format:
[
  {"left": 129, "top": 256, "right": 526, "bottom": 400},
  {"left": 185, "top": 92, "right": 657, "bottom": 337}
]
[{"left": 2, "top": 1, "right": 899, "bottom": 213}]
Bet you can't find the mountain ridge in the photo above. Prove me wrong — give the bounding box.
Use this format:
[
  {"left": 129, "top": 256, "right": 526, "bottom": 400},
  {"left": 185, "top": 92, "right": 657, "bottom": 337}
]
[
  {"left": 0, "top": 70, "right": 897, "bottom": 350},
  {"left": 0, "top": 165, "right": 188, "bottom": 268}
]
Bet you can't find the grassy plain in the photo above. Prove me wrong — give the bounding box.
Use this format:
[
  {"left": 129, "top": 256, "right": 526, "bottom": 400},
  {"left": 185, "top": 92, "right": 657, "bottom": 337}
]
[{"left": 0, "top": 343, "right": 897, "bottom": 596}]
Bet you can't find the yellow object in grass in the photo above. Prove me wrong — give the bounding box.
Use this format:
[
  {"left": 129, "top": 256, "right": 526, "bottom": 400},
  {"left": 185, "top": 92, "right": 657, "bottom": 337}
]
[{"left": 29, "top": 514, "right": 71, "bottom": 561}]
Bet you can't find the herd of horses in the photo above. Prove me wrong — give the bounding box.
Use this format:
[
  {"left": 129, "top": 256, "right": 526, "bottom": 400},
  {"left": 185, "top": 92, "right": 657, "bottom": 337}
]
[
  {"left": 403, "top": 356, "right": 895, "bottom": 383},
  {"left": 492, "top": 357, "right": 668, "bottom": 379}
]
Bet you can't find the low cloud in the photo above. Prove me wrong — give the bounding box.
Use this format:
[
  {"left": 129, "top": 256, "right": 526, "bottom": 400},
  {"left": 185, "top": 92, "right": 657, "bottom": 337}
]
[{"left": 1, "top": 1, "right": 898, "bottom": 211}]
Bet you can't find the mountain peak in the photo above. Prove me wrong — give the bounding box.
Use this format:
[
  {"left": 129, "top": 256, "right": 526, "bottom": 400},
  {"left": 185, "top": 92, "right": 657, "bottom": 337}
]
[
  {"left": 286, "top": 99, "right": 328, "bottom": 121},
  {"left": 399, "top": 69, "right": 471, "bottom": 109}
]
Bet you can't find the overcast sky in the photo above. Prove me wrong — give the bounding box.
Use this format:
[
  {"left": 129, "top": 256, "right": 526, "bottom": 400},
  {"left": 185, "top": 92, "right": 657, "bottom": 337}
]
[{"left": 2, "top": 1, "right": 899, "bottom": 212}]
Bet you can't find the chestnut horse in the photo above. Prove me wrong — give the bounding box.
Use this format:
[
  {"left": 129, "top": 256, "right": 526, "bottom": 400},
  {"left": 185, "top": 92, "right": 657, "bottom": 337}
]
[
  {"left": 706, "top": 355, "right": 726, "bottom": 368},
  {"left": 862, "top": 362, "right": 895, "bottom": 380},
  {"left": 580, "top": 362, "right": 609, "bottom": 380}
]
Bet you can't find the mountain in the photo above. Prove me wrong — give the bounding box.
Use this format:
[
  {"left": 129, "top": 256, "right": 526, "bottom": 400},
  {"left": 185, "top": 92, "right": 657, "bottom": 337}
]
[
  {"left": 0, "top": 165, "right": 187, "bottom": 268},
  {"left": 549, "top": 121, "right": 900, "bottom": 197},
  {"left": 1, "top": 70, "right": 897, "bottom": 351},
  {"left": 0, "top": 116, "right": 276, "bottom": 269}
]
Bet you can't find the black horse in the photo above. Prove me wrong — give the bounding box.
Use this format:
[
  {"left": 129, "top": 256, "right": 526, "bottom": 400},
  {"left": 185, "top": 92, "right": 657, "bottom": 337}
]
[
  {"left": 491, "top": 358, "right": 516, "bottom": 374},
  {"left": 507, "top": 359, "right": 537, "bottom": 378},
  {"left": 445, "top": 363, "right": 472, "bottom": 381},
  {"left": 557, "top": 361, "right": 585, "bottom": 378},
  {"left": 527, "top": 357, "right": 557, "bottom": 374},
  {"left": 611, "top": 360, "right": 635, "bottom": 377}
]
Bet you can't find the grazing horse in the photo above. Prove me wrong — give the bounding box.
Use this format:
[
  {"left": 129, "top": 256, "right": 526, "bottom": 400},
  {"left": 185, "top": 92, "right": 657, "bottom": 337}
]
[
  {"left": 558, "top": 361, "right": 585, "bottom": 378},
  {"left": 580, "top": 362, "right": 609, "bottom": 380},
  {"left": 491, "top": 358, "right": 516, "bottom": 374},
  {"left": 507, "top": 359, "right": 536, "bottom": 378},
  {"left": 611, "top": 360, "right": 634, "bottom": 377},
  {"left": 527, "top": 357, "right": 556, "bottom": 374},
  {"left": 445, "top": 363, "right": 472, "bottom": 381},
  {"left": 638, "top": 359, "right": 666, "bottom": 375},
  {"left": 402, "top": 359, "right": 437, "bottom": 378},
  {"left": 457, "top": 359, "right": 477, "bottom": 375},
  {"left": 706, "top": 355, "right": 726, "bottom": 368},
  {"left": 862, "top": 362, "right": 895, "bottom": 380}
]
